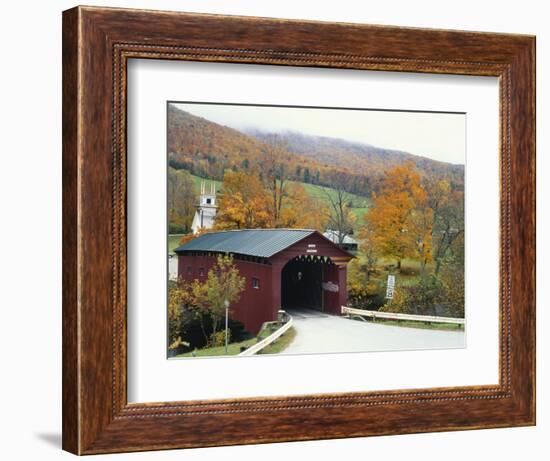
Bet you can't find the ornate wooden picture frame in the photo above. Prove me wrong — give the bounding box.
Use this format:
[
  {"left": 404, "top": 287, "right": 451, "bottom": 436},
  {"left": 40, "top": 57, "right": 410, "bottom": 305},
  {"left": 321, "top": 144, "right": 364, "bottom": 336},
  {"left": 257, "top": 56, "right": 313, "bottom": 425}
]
[{"left": 62, "top": 6, "right": 535, "bottom": 455}]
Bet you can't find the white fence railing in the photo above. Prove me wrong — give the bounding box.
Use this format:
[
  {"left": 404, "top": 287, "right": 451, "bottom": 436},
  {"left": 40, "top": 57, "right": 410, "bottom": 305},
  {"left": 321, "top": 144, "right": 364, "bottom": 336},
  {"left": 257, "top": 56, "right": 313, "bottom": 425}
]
[
  {"left": 238, "top": 316, "right": 294, "bottom": 356},
  {"left": 341, "top": 306, "right": 465, "bottom": 325}
]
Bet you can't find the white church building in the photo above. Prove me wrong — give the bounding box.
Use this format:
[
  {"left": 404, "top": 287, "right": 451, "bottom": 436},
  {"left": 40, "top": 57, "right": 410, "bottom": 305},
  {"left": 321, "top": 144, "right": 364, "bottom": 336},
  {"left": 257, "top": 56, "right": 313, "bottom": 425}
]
[{"left": 191, "top": 181, "right": 218, "bottom": 234}]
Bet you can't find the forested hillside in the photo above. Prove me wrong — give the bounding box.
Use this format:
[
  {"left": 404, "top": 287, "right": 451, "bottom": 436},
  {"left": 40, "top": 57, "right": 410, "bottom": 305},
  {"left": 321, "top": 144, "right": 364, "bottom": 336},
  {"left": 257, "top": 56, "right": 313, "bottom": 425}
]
[
  {"left": 247, "top": 129, "right": 464, "bottom": 192},
  {"left": 167, "top": 105, "right": 463, "bottom": 197}
]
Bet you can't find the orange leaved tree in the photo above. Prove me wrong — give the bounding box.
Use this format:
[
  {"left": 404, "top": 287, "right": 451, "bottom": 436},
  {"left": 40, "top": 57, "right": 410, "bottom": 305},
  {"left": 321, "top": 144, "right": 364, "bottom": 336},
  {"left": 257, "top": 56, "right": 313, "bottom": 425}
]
[
  {"left": 214, "top": 170, "right": 272, "bottom": 230},
  {"left": 366, "top": 162, "right": 433, "bottom": 272}
]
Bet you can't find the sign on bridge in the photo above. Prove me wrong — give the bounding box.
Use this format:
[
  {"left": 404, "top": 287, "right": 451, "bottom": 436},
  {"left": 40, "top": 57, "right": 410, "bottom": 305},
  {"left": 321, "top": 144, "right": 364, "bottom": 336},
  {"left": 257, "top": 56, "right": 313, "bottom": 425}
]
[{"left": 322, "top": 281, "right": 339, "bottom": 293}]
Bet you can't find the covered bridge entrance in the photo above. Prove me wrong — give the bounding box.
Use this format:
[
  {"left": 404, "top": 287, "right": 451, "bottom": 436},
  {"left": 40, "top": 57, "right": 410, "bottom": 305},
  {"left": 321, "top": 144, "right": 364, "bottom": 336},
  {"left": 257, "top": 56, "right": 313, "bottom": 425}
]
[
  {"left": 175, "top": 229, "right": 354, "bottom": 334},
  {"left": 282, "top": 255, "right": 336, "bottom": 311}
]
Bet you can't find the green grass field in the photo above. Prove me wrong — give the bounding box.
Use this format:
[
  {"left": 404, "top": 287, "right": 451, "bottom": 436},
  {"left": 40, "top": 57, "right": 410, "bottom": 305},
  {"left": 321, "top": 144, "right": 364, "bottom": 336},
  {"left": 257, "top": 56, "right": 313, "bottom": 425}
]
[
  {"left": 290, "top": 180, "right": 370, "bottom": 221},
  {"left": 190, "top": 174, "right": 222, "bottom": 194},
  {"left": 168, "top": 234, "right": 184, "bottom": 255},
  {"left": 291, "top": 179, "right": 370, "bottom": 206}
]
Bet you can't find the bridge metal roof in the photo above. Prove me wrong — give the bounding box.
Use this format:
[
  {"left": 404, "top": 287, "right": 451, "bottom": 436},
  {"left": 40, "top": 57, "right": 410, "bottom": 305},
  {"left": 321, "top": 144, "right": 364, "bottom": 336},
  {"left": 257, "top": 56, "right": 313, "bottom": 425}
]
[{"left": 174, "top": 229, "right": 315, "bottom": 258}]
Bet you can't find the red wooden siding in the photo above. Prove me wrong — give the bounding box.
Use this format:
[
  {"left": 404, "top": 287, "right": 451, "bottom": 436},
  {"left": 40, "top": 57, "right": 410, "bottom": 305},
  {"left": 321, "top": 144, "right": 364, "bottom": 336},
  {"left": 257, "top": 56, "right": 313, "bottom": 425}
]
[{"left": 177, "top": 231, "right": 353, "bottom": 335}]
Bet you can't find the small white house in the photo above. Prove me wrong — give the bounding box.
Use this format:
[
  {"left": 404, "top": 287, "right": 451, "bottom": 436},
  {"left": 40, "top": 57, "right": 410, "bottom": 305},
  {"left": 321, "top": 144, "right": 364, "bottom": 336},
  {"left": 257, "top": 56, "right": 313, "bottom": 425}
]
[{"left": 323, "top": 229, "right": 358, "bottom": 253}]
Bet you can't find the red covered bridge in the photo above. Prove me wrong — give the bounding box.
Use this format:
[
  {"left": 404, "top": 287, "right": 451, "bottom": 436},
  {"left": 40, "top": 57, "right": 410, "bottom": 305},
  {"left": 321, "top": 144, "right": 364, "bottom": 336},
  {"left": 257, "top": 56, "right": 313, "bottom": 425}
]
[{"left": 175, "top": 229, "right": 354, "bottom": 334}]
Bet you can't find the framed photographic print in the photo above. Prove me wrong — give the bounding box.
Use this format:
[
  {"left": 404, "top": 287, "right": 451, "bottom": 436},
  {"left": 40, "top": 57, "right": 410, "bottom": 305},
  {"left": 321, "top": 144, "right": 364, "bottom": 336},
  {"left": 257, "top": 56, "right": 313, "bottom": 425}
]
[{"left": 62, "top": 6, "right": 535, "bottom": 455}]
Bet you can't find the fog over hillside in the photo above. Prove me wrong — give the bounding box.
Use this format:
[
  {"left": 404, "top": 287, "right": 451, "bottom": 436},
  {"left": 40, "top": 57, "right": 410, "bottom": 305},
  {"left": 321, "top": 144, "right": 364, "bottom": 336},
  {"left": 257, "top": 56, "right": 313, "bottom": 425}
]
[{"left": 168, "top": 105, "right": 464, "bottom": 196}]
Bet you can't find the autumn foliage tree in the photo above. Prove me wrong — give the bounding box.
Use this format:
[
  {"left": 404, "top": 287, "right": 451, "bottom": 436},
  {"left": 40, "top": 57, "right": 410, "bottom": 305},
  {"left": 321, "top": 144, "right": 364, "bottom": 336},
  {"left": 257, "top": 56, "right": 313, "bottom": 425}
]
[
  {"left": 356, "top": 221, "right": 379, "bottom": 279},
  {"left": 168, "top": 279, "right": 193, "bottom": 349},
  {"left": 361, "top": 164, "right": 466, "bottom": 316},
  {"left": 366, "top": 162, "right": 433, "bottom": 270},
  {"left": 261, "top": 135, "right": 290, "bottom": 225},
  {"left": 214, "top": 171, "right": 272, "bottom": 229},
  {"left": 408, "top": 184, "right": 434, "bottom": 274},
  {"left": 213, "top": 168, "right": 329, "bottom": 232},
  {"left": 189, "top": 254, "right": 245, "bottom": 345},
  {"left": 278, "top": 183, "right": 329, "bottom": 231},
  {"left": 178, "top": 227, "right": 210, "bottom": 246},
  {"left": 322, "top": 181, "right": 357, "bottom": 244},
  {"left": 168, "top": 167, "right": 196, "bottom": 233},
  {"left": 428, "top": 180, "right": 464, "bottom": 274}
]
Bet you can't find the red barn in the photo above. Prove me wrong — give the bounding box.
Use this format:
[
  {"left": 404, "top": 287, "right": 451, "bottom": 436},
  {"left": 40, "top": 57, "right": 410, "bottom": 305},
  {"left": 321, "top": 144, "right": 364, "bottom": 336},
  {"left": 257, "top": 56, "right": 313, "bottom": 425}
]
[{"left": 175, "top": 229, "right": 354, "bottom": 335}]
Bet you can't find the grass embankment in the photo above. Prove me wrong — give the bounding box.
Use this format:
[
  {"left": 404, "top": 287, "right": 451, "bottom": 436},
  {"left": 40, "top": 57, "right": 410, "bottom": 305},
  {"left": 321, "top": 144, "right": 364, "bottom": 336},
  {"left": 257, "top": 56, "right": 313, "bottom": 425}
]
[
  {"left": 358, "top": 318, "right": 463, "bottom": 332},
  {"left": 257, "top": 327, "right": 297, "bottom": 354},
  {"left": 174, "top": 323, "right": 296, "bottom": 358},
  {"left": 175, "top": 338, "right": 257, "bottom": 358}
]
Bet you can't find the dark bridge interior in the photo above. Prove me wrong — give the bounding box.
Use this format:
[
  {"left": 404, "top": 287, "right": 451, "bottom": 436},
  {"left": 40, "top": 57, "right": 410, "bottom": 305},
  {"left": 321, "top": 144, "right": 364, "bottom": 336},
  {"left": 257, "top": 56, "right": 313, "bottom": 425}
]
[{"left": 281, "top": 256, "right": 328, "bottom": 311}]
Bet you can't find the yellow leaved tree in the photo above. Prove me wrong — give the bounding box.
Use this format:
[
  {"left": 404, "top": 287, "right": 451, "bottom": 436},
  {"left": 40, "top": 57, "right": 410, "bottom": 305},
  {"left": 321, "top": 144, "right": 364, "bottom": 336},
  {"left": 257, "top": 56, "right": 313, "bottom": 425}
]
[
  {"left": 365, "top": 162, "right": 434, "bottom": 272},
  {"left": 278, "top": 183, "right": 329, "bottom": 231},
  {"left": 214, "top": 170, "right": 272, "bottom": 230}
]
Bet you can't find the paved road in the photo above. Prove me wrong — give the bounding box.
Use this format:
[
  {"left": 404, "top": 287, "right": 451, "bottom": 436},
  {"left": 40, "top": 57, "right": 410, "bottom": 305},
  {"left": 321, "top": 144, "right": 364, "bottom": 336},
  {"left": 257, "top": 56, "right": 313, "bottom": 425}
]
[{"left": 280, "top": 308, "right": 465, "bottom": 355}]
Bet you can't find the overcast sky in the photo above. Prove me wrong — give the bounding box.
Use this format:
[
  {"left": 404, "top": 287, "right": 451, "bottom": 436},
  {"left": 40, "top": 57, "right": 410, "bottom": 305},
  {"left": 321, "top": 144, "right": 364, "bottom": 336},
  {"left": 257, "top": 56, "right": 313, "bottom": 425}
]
[{"left": 171, "top": 102, "right": 465, "bottom": 165}]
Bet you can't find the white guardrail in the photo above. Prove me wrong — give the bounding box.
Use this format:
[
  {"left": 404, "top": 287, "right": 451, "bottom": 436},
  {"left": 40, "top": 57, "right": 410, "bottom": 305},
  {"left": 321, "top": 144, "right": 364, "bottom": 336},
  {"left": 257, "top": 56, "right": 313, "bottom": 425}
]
[
  {"left": 341, "top": 306, "right": 465, "bottom": 325},
  {"left": 238, "top": 316, "right": 294, "bottom": 356}
]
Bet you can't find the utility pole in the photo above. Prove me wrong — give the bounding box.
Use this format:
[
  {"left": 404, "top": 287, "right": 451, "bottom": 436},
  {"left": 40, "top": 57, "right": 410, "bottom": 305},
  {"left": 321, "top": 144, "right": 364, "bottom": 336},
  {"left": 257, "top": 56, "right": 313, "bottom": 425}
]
[{"left": 224, "top": 299, "right": 229, "bottom": 354}]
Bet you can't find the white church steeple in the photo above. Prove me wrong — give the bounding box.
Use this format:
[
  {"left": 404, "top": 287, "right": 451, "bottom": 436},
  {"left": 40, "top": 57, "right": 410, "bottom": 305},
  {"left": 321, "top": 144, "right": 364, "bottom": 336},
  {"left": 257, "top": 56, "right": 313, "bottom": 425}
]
[
  {"left": 191, "top": 181, "right": 218, "bottom": 234},
  {"left": 199, "top": 181, "right": 216, "bottom": 207}
]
